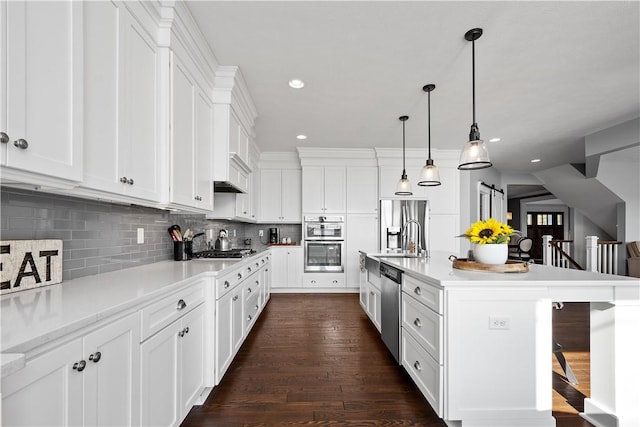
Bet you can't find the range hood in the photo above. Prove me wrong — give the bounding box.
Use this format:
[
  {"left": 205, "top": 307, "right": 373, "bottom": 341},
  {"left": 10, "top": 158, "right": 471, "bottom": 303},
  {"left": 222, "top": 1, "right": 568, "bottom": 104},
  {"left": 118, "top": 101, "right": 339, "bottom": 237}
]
[{"left": 214, "top": 180, "right": 245, "bottom": 193}]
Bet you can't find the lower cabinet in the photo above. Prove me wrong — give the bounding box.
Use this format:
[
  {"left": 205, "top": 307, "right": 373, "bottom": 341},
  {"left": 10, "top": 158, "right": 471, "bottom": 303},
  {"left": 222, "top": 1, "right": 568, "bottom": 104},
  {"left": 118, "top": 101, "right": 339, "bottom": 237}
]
[
  {"left": 2, "top": 313, "right": 140, "bottom": 427},
  {"left": 270, "top": 246, "right": 303, "bottom": 288},
  {"left": 140, "top": 303, "right": 204, "bottom": 427},
  {"left": 302, "top": 272, "right": 345, "bottom": 289},
  {"left": 360, "top": 272, "right": 381, "bottom": 332},
  {"left": 401, "top": 328, "right": 443, "bottom": 416}
]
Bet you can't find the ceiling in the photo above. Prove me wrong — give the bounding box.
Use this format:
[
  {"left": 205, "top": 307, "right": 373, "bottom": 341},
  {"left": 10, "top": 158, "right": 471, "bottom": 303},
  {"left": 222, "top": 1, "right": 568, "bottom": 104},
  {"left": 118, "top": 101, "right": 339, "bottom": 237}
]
[{"left": 186, "top": 1, "right": 640, "bottom": 173}]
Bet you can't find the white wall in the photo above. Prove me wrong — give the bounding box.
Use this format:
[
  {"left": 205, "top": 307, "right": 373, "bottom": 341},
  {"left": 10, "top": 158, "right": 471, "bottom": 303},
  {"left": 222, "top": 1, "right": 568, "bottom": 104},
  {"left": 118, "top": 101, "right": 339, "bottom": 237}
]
[{"left": 571, "top": 208, "right": 614, "bottom": 269}]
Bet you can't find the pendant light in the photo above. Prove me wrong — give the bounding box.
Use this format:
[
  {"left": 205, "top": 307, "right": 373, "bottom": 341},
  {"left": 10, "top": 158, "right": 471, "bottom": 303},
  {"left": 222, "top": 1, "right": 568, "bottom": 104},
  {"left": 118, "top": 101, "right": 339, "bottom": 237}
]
[
  {"left": 418, "top": 84, "right": 441, "bottom": 186},
  {"left": 458, "top": 28, "right": 492, "bottom": 170},
  {"left": 395, "top": 115, "right": 412, "bottom": 196}
]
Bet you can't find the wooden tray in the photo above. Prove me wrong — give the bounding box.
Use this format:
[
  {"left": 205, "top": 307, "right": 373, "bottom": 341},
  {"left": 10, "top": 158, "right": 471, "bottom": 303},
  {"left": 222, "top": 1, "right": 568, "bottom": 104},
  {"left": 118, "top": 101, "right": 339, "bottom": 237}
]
[{"left": 450, "top": 257, "right": 529, "bottom": 273}]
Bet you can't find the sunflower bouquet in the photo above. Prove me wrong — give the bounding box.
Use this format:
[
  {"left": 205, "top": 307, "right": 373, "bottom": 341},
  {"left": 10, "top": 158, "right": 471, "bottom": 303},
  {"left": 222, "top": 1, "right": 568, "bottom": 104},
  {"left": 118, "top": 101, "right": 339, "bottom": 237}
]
[{"left": 459, "top": 218, "right": 516, "bottom": 245}]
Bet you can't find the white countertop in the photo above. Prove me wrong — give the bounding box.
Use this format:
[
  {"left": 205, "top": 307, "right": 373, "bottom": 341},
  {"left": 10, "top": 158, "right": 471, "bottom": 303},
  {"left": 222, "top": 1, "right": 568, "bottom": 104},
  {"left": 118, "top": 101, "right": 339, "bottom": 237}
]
[
  {"left": 372, "top": 251, "right": 640, "bottom": 301},
  {"left": 1, "top": 255, "right": 261, "bottom": 357}
]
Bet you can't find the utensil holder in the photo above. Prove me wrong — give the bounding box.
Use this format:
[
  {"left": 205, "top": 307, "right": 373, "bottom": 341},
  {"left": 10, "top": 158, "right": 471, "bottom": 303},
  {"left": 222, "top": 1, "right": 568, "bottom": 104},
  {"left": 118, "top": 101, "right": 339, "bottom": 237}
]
[{"left": 173, "top": 241, "right": 192, "bottom": 261}]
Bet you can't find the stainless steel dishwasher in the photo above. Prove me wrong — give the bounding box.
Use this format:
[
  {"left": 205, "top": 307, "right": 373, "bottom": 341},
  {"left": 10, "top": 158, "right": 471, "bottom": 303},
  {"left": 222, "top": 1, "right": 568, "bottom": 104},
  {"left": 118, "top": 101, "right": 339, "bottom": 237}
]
[{"left": 380, "top": 262, "right": 402, "bottom": 363}]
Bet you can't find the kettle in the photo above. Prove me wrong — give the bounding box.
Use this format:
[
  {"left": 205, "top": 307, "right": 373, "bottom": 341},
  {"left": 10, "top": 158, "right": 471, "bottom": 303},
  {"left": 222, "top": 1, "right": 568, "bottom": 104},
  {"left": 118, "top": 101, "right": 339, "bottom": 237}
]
[{"left": 214, "top": 229, "right": 231, "bottom": 251}]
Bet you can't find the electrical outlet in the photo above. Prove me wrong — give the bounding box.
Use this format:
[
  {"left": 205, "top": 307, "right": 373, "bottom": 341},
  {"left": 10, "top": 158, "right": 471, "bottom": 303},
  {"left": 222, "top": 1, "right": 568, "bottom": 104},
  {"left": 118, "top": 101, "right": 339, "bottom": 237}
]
[
  {"left": 259, "top": 230, "right": 264, "bottom": 237},
  {"left": 489, "top": 316, "right": 510, "bottom": 330},
  {"left": 137, "top": 228, "right": 144, "bottom": 244}
]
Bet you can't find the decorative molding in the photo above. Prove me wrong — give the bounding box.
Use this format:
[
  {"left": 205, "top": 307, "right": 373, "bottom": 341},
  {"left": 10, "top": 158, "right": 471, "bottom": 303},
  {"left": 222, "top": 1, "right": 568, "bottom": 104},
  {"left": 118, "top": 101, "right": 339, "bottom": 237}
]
[
  {"left": 297, "top": 148, "right": 377, "bottom": 167},
  {"left": 259, "top": 152, "right": 301, "bottom": 169},
  {"left": 213, "top": 66, "right": 258, "bottom": 133}
]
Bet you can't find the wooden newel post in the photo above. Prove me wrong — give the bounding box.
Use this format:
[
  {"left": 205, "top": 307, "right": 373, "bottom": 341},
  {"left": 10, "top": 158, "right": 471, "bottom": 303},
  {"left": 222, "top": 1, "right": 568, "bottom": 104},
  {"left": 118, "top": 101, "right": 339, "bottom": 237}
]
[
  {"left": 585, "top": 236, "right": 599, "bottom": 273},
  {"left": 542, "top": 235, "right": 552, "bottom": 266}
]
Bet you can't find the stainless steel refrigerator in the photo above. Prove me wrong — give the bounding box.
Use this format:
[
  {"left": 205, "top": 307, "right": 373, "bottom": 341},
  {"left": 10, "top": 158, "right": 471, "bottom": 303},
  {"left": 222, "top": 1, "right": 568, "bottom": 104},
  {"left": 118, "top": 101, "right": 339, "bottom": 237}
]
[{"left": 379, "top": 199, "right": 429, "bottom": 255}]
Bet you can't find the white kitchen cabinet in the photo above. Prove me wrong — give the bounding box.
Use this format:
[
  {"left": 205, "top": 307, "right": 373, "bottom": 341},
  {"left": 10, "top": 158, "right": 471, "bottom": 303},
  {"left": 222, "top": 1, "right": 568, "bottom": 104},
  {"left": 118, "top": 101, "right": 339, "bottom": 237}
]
[
  {"left": 0, "top": 0, "right": 82, "bottom": 186},
  {"left": 215, "top": 282, "right": 244, "bottom": 382},
  {"left": 270, "top": 246, "right": 303, "bottom": 288},
  {"left": 347, "top": 167, "right": 379, "bottom": 213},
  {"left": 360, "top": 270, "right": 381, "bottom": 332},
  {"left": 345, "top": 214, "right": 378, "bottom": 287},
  {"left": 140, "top": 303, "right": 204, "bottom": 427},
  {"left": 260, "top": 168, "right": 302, "bottom": 222},
  {"left": 302, "top": 272, "right": 345, "bottom": 288},
  {"left": 302, "top": 166, "right": 346, "bottom": 214},
  {"left": 81, "top": 1, "right": 165, "bottom": 203},
  {"left": 168, "top": 46, "right": 214, "bottom": 212},
  {"left": 2, "top": 313, "right": 140, "bottom": 427}
]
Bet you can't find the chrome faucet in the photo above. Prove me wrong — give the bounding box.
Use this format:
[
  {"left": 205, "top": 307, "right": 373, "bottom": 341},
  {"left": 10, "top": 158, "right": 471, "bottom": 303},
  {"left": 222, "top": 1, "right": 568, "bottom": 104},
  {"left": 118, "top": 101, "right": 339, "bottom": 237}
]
[{"left": 401, "top": 219, "right": 422, "bottom": 255}]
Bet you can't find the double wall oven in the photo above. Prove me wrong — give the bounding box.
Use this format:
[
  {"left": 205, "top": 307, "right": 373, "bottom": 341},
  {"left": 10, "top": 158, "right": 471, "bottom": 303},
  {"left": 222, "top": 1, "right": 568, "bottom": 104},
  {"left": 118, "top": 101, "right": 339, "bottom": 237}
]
[{"left": 303, "top": 216, "right": 344, "bottom": 272}]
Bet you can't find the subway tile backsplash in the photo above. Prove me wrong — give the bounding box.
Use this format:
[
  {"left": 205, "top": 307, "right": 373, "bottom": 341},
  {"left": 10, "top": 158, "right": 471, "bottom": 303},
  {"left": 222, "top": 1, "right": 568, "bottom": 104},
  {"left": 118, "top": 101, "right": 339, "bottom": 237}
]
[{"left": 1, "top": 187, "right": 302, "bottom": 282}]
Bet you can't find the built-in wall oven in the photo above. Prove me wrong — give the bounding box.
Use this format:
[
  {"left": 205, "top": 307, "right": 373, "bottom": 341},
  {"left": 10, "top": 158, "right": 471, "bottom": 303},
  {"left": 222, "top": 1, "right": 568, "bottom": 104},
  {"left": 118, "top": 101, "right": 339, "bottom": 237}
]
[{"left": 303, "top": 216, "right": 344, "bottom": 272}]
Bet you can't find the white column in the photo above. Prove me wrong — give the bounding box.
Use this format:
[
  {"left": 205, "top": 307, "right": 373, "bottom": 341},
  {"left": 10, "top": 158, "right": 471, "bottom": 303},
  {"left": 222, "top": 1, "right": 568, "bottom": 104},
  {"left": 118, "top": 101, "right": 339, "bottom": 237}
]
[
  {"left": 585, "top": 236, "right": 599, "bottom": 273},
  {"left": 542, "top": 235, "right": 552, "bottom": 266}
]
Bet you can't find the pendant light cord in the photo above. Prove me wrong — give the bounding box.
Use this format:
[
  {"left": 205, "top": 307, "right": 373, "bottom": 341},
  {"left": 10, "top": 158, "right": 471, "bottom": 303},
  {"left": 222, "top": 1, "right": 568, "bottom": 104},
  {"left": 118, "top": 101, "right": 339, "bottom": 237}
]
[
  {"left": 427, "top": 91, "right": 432, "bottom": 160},
  {"left": 472, "top": 38, "right": 476, "bottom": 125},
  {"left": 402, "top": 119, "right": 407, "bottom": 174}
]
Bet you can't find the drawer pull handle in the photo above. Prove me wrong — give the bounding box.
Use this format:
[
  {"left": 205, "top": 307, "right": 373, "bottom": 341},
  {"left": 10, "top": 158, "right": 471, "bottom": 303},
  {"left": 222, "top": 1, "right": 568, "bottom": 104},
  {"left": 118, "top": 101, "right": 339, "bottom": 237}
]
[
  {"left": 73, "top": 360, "right": 86, "bottom": 372},
  {"left": 233, "top": 295, "right": 239, "bottom": 301},
  {"left": 414, "top": 318, "right": 422, "bottom": 328},
  {"left": 414, "top": 287, "right": 422, "bottom": 296},
  {"left": 224, "top": 281, "right": 230, "bottom": 289},
  {"left": 89, "top": 352, "right": 102, "bottom": 363},
  {"left": 177, "top": 299, "right": 187, "bottom": 310},
  {"left": 414, "top": 361, "right": 422, "bottom": 372}
]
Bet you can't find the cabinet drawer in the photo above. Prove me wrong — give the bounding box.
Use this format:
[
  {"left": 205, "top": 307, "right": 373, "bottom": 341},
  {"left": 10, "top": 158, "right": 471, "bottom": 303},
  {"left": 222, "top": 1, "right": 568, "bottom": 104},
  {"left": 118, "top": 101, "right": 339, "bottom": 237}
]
[
  {"left": 141, "top": 281, "right": 205, "bottom": 341},
  {"left": 403, "top": 274, "right": 442, "bottom": 314},
  {"left": 402, "top": 293, "right": 442, "bottom": 363},
  {"left": 302, "top": 274, "right": 344, "bottom": 288},
  {"left": 215, "top": 267, "right": 245, "bottom": 300},
  {"left": 245, "top": 291, "right": 260, "bottom": 325},
  {"left": 402, "top": 330, "right": 443, "bottom": 417}
]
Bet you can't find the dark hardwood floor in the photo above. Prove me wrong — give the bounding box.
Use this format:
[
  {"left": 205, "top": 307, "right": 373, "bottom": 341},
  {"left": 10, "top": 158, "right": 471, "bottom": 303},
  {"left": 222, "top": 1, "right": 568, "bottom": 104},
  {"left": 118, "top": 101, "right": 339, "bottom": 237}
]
[{"left": 182, "top": 295, "right": 593, "bottom": 427}]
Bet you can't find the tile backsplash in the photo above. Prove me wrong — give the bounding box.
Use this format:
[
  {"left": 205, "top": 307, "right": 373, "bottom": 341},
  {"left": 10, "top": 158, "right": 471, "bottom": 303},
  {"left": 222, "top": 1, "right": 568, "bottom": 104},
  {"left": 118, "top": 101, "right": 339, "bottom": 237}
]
[{"left": 1, "top": 187, "right": 302, "bottom": 282}]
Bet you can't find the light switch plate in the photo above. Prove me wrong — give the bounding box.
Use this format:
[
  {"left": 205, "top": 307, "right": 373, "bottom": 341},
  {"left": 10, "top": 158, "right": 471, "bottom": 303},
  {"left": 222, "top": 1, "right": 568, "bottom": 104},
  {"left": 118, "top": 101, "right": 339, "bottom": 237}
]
[
  {"left": 489, "top": 316, "right": 510, "bottom": 330},
  {"left": 137, "top": 228, "right": 144, "bottom": 244}
]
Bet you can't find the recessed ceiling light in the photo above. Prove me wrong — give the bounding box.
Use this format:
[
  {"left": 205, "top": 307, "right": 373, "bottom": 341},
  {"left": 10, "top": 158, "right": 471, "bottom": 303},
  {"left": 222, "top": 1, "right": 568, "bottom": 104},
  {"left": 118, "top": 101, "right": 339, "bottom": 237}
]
[
  {"left": 489, "top": 138, "right": 501, "bottom": 143},
  {"left": 296, "top": 134, "right": 307, "bottom": 140},
  {"left": 531, "top": 159, "right": 541, "bottom": 163},
  {"left": 288, "top": 79, "right": 305, "bottom": 89}
]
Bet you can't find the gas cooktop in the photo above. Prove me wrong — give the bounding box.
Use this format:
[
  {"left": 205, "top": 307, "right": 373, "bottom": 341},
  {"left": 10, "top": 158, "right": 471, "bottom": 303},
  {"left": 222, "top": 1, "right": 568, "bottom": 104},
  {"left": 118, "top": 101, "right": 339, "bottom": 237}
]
[{"left": 192, "top": 248, "right": 256, "bottom": 259}]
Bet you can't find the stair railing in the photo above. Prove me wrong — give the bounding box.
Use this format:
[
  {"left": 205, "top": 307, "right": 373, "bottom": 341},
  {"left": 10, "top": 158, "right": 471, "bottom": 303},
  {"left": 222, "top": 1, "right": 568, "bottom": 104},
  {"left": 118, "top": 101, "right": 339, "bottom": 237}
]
[
  {"left": 585, "top": 236, "right": 622, "bottom": 274},
  {"left": 542, "top": 236, "right": 583, "bottom": 270}
]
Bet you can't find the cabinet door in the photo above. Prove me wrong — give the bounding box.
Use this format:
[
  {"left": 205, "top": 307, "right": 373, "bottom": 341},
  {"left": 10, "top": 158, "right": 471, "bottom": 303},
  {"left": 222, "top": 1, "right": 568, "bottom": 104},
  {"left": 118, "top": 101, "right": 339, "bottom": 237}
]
[
  {"left": 215, "top": 291, "right": 234, "bottom": 383},
  {"left": 260, "top": 169, "right": 283, "bottom": 221},
  {"left": 371, "top": 285, "right": 382, "bottom": 331},
  {"left": 2, "top": 338, "right": 83, "bottom": 426},
  {"left": 180, "top": 306, "right": 205, "bottom": 419},
  {"left": 323, "top": 167, "right": 346, "bottom": 213},
  {"left": 281, "top": 169, "right": 302, "bottom": 222},
  {"left": 170, "top": 53, "right": 196, "bottom": 207},
  {"left": 3, "top": 0, "right": 82, "bottom": 181},
  {"left": 140, "top": 321, "right": 180, "bottom": 427},
  {"left": 195, "top": 91, "right": 214, "bottom": 210},
  {"left": 287, "top": 247, "right": 304, "bottom": 287},
  {"left": 302, "top": 166, "right": 324, "bottom": 213},
  {"left": 360, "top": 277, "right": 369, "bottom": 311},
  {"left": 82, "top": 0, "right": 122, "bottom": 193},
  {"left": 121, "top": 11, "right": 162, "bottom": 201},
  {"left": 232, "top": 287, "right": 244, "bottom": 353},
  {"left": 270, "top": 247, "right": 288, "bottom": 288},
  {"left": 83, "top": 313, "right": 140, "bottom": 427},
  {"left": 347, "top": 167, "right": 378, "bottom": 213}
]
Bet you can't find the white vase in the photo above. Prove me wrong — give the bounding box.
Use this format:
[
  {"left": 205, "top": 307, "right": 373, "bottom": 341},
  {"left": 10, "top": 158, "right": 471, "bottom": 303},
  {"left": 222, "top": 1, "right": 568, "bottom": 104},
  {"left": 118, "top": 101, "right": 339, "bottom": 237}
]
[{"left": 473, "top": 244, "right": 508, "bottom": 265}]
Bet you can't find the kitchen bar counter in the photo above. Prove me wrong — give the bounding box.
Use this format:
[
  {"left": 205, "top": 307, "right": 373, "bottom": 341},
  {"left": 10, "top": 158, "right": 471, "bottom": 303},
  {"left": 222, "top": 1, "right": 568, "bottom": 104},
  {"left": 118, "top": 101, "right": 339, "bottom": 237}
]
[
  {"left": 368, "top": 251, "right": 640, "bottom": 427},
  {"left": 1, "top": 252, "right": 265, "bottom": 359}
]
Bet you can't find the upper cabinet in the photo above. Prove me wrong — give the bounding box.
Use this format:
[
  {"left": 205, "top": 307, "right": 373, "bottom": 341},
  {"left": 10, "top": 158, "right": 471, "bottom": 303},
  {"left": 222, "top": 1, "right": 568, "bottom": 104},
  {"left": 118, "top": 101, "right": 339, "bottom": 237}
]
[
  {"left": 0, "top": 0, "right": 83, "bottom": 187},
  {"left": 80, "top": 1, "right": 166, "bottom": 203},
  {"left": 302, "top": 166, "right": 346, "bottom": 214},
  {"left": 260, "top": 168, "right": 302, "bottom": 223},
  {"left": 346, "top": 167, "right": 379, "bottom": 214},
  {"left": 212, "top": 66, "right": 257, "bottom": 194}
]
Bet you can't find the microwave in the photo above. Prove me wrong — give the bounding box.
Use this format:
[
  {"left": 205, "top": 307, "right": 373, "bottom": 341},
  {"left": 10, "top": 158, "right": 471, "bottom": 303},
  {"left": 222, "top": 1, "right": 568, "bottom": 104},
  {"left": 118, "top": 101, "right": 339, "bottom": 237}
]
[{"left": 304, "top": 215, "right": 344, "bottom": 241}]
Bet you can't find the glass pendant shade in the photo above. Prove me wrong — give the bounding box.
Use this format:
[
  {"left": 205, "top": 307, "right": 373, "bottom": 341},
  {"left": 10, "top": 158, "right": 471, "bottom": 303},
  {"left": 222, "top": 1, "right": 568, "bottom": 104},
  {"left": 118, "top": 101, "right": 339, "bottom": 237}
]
[
  {"left": 418, "top": 159, "right": 441, "bottom": 186},
  {"left": 395, "top": 115, "right": 412, "bottom": 196}
]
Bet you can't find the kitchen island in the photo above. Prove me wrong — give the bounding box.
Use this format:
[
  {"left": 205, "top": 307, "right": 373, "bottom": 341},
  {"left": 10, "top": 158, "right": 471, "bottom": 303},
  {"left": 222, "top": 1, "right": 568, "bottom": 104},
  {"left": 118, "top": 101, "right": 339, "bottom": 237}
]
[{"left": 369, "top": 251, "right": 640, "bottom": 427}]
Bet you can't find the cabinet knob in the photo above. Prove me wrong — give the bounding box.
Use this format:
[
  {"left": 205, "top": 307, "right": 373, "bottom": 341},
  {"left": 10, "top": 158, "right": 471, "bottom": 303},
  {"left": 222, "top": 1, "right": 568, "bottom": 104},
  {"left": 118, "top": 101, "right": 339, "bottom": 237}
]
[
  {"left": 178, "top": 330, "right": 185, "bottom": 337},
  {"left": 311, "top": 280, "right": 316, "bottom": 284},
  {"left": 233, "top": 295, "right": 239, "bottom": 301},
  {"left": 414, "top": 318, "right": 422, "bottom": 328},
  {"left": 177, "top": 299, "right": 187, "bottom": 310},
  {"left": 261, "top": 259, "right": 265, "bottom": 264},
  {"left": 247, "top": 287, "right": 252, "bottom": 293},
  {"left": 414, "top": 361, "right": 422, "bottom": 372},
  {"left": 89, "top": 352, "right": 102, "bottom": 363},
  {"left": 127, "top": 178, "right": 134, "bottom": 185},
  {"left": 256, "top": 262, "right": 260, "bottom": 268},
  {"left": 247, "top": 267, "right": 252, "bottom": 273},
  {"left": 255, "top": 280, "right": 259, "bottom": 286},
  {"left": 184, "top": 327, "right": 189, "bottom": 334},
  {"left": 224, "top": 281, "right": 230, "bottom": 289},
  {"left": 370, "top": 291, "right": 374, "bottom": 296},
  {"left": 73, "top": 360, "right": 86, "bottom": 372},
  {"left": 120, "top": 176, "right": 127, "bottom": 183},
  {"left": 237, "top": 273, "right": 243, "bottom": 280},
  {"left": 247, "top": 314, "right": 253, "bottom": 322},
  {"left": 0, "top": 132, "right": 9, "bottom": 144},
  {"left": 13, "top": 138, "right": 28, "bottom": 149},
  {"left": 414, "top": 287, "right": 422, "bottom": 296},
  {"left": 332, "top": 280, "right": 338, "bottom": 284},
  {"left": 255, "top": 304, "right": 259, "bottom": 310}
]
